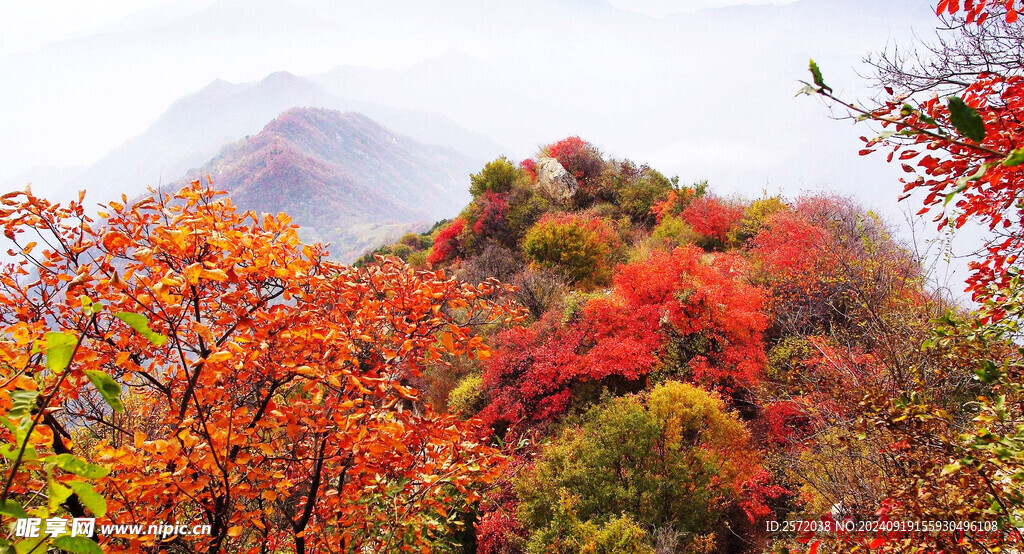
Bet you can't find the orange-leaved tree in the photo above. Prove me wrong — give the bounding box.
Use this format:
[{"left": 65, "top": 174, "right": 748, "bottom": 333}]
[{"left": 0, "top": 181, "right": 524, "bottom": 553}]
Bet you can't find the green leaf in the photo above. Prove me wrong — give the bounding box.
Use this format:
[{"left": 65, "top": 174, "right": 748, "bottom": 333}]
[
  {"left": 49, "top": 478, "right": 73, "bottom": 512},
  {"left": 114, "top": 312, "right": 167, "bottom": 346},
  {"left": 83, "top": 371, "right": 124, "bottom": 413},
  {"left": 918, "top": 112, "right": 942, "bottom": 131},
  {"left": 0, "top": 444, "right": 37, "bottom": 462},
  {"left": 955, "top": 163, "right": 990, "bottom": 187},
  {"left": 808, "top": 59, "right": 832, "bottom": 93},
  {"left": 14, "top": 537, "right": 47, "bottom": 554},
  {"left": 1003, "top": 148, "right": 1024, "bottom": 167},
  {"left": 78, "top": 296, "right": 103, "bottom": 316},
  {"left": 947, "top": 96, "right": 986, "bottom": 142},
  {"left": 43, "top": 453, "right": 110, "bottom": 479},
  {"left": 45, "top": 332, "right": 78, "bottom": 372},
  {"left": 944, "top": 185, "right": 967, "bottom": 207},
  {"left": 66, "top": 481, "right": 106, "bottom": 517},
  {"left": 975, "top": 359, "right": 1001, "bottom": 384},
  {"left": 941, "top": 462, "right": 961, "bottom": 475},
  {"left": 7, "top": 389, "right": 39, "bottom": 418},
  {"left": 51, "top": 537, "right": 102, "bottom": 554},
  {"left": 0, "top": 500, "right": 28, "bottom": 519}
]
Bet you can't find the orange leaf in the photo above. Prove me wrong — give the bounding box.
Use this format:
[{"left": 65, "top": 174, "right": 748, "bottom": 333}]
[
  {"left": 440, "top": 331, "right": 455, "bottom": 352},
  {"left": 101, "top": 231, "right": 131, "bottom": 252}
]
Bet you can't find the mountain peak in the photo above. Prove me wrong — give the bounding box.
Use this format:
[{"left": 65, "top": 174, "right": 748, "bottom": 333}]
[
  {"left": 261, "top": 70, "right": 301, "bottom": 84},
  {"left": 176, "top": 107, "right": 477, "bottom": 261}
]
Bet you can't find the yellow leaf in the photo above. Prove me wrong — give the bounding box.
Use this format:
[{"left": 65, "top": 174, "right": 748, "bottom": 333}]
[
  {"left": 227, "top": 526, "right": 242, "bottom": 537},
  {"left": 159, "top": 276, "right": 184, "bottom": 287},
  {"left": 133, "top": 247, "right": 154, "bottom": 264},
  {"left": 183, "top": 263, "right": 203, "bottom": 285},
  {"left": 200, "top": 268, "right": 228, "bottom": 282},
  {"left": 134, "top": 431, "right": 146, "bottom": 449},
  {"left": 166, "top": 229, "right": 186, "bottom": 249},
  {"left": 205, "top": 351, "right": 232, "bottom": 364}
]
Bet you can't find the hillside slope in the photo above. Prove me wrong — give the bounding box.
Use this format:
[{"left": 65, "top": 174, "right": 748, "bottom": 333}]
[
  {"left": 360, "top": 136, "right": 970, "bottom": 552},
  {"left": 179, "top": 107, "right": 477, "bottom": 261}
]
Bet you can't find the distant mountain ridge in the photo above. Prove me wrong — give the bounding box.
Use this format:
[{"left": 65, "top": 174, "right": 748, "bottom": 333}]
[
  {"left": 175, "top": 107, "right": 476, "bottom": 261},
  {"left": 34, "top": 71, "right": 503, "bottom": 204}
]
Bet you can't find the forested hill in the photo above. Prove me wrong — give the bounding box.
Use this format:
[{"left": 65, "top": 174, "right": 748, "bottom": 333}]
[{"left": 359, "top": 136, "right": 970, "bottom": 552}]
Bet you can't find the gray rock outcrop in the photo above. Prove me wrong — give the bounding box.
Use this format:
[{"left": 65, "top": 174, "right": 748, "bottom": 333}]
[{"left": 534, "top": 156, "right": 578, "bottom": 203}]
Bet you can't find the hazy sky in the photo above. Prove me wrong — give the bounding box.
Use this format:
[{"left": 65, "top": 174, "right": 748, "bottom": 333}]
[
  {"left": 0, "top": 0, "right": 798, "bottom": 57},
  {"left": 607, "top": 0, "right": 797, "bottom": 15},
  {"left": 0, "top": 0, "right": 933, "bottom": 176},
  {"left": 0, "top": 0, "right": 977, "bottom": 294}
]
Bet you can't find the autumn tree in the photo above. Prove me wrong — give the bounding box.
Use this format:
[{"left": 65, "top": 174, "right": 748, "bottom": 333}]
[
  {"left": 427, "top": 217, "right": 466, "bottom": 265},
  {"left": 480, "top": 246, "right": 767, "bottom": 435},
  {"left": 792, "top": 2, "right": 1024, "bottom": 549},
  {"left": 0, "top": 182, "right": 523, "bottom": 553},
  {"left": 542, "top": 137, "right": 605, "bottom": 190},
  {"left": 610, "top": 162, "right": 677, "bottom": 226},
  {"left": 516, "top": 381, "right": 776, "bottom": 554},
  {"left": 678, "top": 195, "right": 745, "bottom": 250}
]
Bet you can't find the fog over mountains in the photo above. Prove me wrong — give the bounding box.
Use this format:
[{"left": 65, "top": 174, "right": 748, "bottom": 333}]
[
  {"left": 2, "top": 0, "right": 969, "bottom": 283},
  {"left": 31, "top": 70, "right": 502, "bottom": 203},
  {"left": 175, "top": 107, "right": 478, "bottom": 261},
  {"left": 1, "top": 0, "right": 936, "bottom": 196}
]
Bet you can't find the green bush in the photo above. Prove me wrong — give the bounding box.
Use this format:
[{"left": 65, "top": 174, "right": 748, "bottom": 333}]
[
  {"left": 523, "top": 494, "right": 654, "bottom": 554},
  {"left": 470, "top": 156, "right": 521, "bottom": 197},
  {"left": 516, "top": 381, "right": 758, "bottom": 553},
  {"left": 652, "top": 214, "right": 701, "bottom": 246},
  {"left": 406, "top": 250, "right": 428, "bottom": 268},
  {"left": 447, "top": 374, "right": 487, "bottom": 417},
  {"left": 522, "top": 213, "right": 619, "bottom": 287},
  {"left": 730, "top": 194, "right": 788, "bottom": 244},
  {"left": 615, "top": 167, "right": 676, "bottom": 226},
  {"left": 507, "top": 184, "right": 551, "bottom": 239}
]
